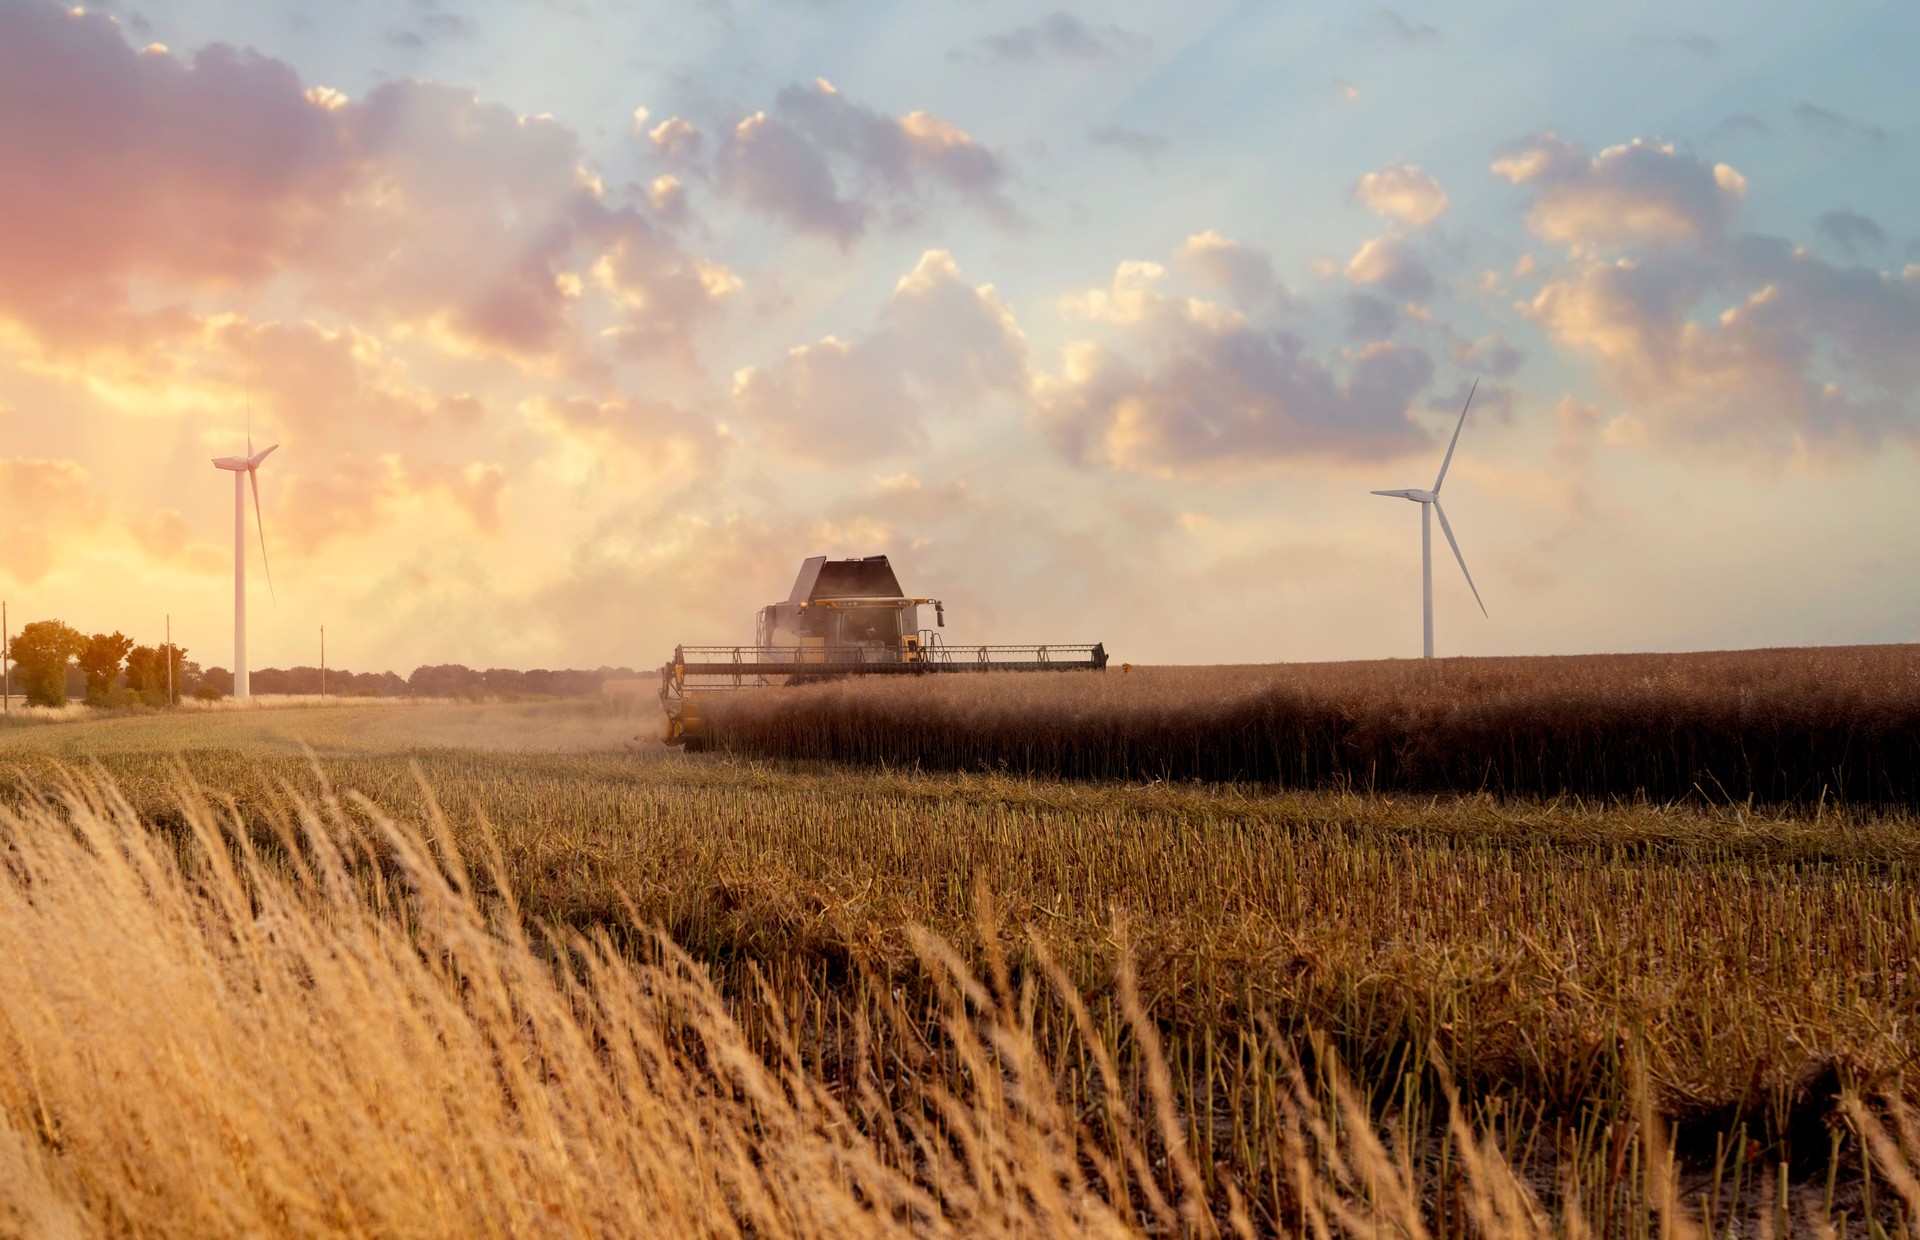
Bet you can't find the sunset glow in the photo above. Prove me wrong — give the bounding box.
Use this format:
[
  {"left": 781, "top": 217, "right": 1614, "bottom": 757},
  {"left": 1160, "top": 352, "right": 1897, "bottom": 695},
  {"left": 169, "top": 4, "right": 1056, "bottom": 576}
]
[{"left": 2, "top": 0, "right": 1913, "bottom": 674}]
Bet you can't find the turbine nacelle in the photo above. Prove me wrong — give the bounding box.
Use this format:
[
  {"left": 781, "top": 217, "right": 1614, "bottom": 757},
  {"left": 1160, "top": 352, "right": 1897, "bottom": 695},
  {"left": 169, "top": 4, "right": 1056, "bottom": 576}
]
[
  {"left": 1370, "top": 488, "right": 1435, "bottom": 504},
  {"left": 212, "top": 443, "right": 278, "bottom": 472}
]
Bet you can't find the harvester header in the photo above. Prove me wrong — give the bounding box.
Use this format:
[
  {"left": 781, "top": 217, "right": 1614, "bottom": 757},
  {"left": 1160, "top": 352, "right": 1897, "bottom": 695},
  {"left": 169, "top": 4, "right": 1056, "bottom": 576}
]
[{"left": 658, "top": 554, "right": 1107, "bottom": 750}]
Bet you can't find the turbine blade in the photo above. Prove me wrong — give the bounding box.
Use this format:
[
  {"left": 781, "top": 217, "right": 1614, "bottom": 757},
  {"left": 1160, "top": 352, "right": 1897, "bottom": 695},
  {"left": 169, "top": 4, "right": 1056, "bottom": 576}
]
[
  {"left": 1432, "top": 377, "right": 1478, "bottom": 495},
  {"left": 249, "top": 467, "right": 277, "bottom": 605},
  {"left": 248, "top": 442, "right": 279, "bottom": 469},
  {"left": 1432, "top": 500, "right": 1486, "bottom": 617}
]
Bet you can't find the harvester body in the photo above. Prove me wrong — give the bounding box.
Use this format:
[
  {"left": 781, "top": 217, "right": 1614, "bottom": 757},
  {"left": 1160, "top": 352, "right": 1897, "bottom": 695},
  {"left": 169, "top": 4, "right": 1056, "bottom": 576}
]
[{"left": 658, "top": 554, "right": 1106, "bottom": 750}]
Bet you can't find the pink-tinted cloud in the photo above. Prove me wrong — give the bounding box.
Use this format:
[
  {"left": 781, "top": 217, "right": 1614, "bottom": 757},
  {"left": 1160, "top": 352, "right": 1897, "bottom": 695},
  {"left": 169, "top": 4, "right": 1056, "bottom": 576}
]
[
  {"left": 717, "top": 80, "right": 1016, "bottom": 243},
  {"left": 1512, "top": 135, "right": 1920, "bottom": 454},
  {"left": 0, "top": 1, "right": 729, "bottom": 366},
  {"left": 1351, "top": 162, "right": 1449, "bottom": 228},
  {"left": 1495, "top": 133, "right": 1746, "bottom": 248},
  {"left": 273, "top": 454, "right": 508, "bottom": 554},
  {"left": 1176, "top": 231, "right": 1285, "bottom": 309}
]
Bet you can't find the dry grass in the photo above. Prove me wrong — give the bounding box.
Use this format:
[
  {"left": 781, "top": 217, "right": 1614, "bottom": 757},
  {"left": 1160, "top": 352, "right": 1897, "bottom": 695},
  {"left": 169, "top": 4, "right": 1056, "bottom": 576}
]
[
  {"left": 7, "top": 707, "right": 1915, "bottom": 1194},
  {"left": 6, "top": 765, "right": 1920, "bottom": 1237},
  {"left": 691, "top": 645, "right": 1920, "bottom": 807}
]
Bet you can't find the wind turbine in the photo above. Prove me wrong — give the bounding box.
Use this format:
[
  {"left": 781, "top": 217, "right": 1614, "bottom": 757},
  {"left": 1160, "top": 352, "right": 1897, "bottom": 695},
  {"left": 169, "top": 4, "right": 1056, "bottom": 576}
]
[
  {"left": 1371, "top": 379, "right": 1486, "bottom": 659},
  {"left": 211, "top": 439, "right": 277, "bottom": 698}
]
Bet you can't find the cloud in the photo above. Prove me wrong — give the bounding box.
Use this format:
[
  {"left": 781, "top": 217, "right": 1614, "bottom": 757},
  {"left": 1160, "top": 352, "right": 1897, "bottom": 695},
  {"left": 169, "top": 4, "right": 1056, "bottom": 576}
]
[
  {"left": 649, "top": 116, "right": 703, "bottom": 163},
  {"left": 1175, "top": 231, "right": 1283, "bottom": 308},
  {"left": 731, "top": 251, "right": 1028, "bottom": 462},
  {"left": 1088, "top": 126, "right": 1168, "bottom": 163},
  {"left": 0, "top": 4, "right": 352, "bottom": 346},
  {"left": 0, "top": 1, "right": 730, "bottom": 365},
  {"left": 1494, "top": 133, "right": 1747, "bottom": 248},
  {"left": 525, "top": 393, "right": 727, "bottom": 479},
  {"left": 1346, "top": 236, "right": 1435, "bottom": 300},
  {"left": 0, "top": 457, "right": 98, "bottom": 583},
  {"left": 1345, "top": 292, "right": 1400, "bottom": 341},
  {"left": 719, "top": 111, "right": 866, "bottom": 242},
  {"left": 1373, "top": 9, "right": 1441, "bottom": 45},
  {"left": 1352, "top": 162, "right": 1448, "bottom": 227},
  {"left": 716, "top": 80, "right": 1015, "bottom": 242},
  {"left": 1794, "top": 102, "right": 1887, "bottom": 146},
  {"left": 1451, "top": 331, "right": 1525, "bottom": 378},
  {"left": 967, "top": 12, "right": 1149, "bottom": 63},
  {"left": 1516, "top": 142, "right": 1920, "bottom": 455},
  {"left": 274, "top": 454, "right": 508, "bottom": 553},
  {"left": 205, "top": 318, "right": 484, "bottom": 445},
  {"left": 1035, "top": 256, "right": 1436, "bottom": 474},
  {"left": 1817, "top": 209, "right": 1887, "bottom": 257}
]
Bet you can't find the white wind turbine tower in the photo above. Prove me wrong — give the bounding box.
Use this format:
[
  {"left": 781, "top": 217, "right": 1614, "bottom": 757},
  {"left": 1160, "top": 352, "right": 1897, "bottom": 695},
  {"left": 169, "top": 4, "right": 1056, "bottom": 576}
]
[
  {"left": 1371, "top": 379, "right": 1487, "bottom": 659},
  {"left": 211, "top": 438, "right": 278, "bottom": 698}
]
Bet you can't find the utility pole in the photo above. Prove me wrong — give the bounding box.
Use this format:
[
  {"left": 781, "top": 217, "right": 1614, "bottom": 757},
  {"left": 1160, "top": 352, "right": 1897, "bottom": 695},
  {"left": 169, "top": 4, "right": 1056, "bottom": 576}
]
[
  {"left": 3, "top": 599, "right": 9, "bottom": 715},
  {"left": 320, "top": 625, "right": 326, "bottom": 700},
  {"left": 166, "top": 614, "right": 173, "bottom": 707}
]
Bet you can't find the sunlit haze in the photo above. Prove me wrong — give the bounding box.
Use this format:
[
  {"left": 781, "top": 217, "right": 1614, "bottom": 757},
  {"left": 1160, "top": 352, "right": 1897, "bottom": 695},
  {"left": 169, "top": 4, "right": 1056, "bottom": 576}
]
[{"left": 2, "top": 0, "right": 1914, "bottom": 673}]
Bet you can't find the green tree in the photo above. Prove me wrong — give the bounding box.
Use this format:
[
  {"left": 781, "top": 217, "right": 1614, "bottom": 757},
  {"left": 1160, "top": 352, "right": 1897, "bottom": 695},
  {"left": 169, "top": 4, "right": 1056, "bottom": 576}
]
[
  {"left": 125, "top": 643, "right": 189, "bottom": 707},
  {"left": 77, "top": 631, "right": 135, "bottom": 706},
  {"left": 8, "top": 621, "right": 87, "bottom": 708}
]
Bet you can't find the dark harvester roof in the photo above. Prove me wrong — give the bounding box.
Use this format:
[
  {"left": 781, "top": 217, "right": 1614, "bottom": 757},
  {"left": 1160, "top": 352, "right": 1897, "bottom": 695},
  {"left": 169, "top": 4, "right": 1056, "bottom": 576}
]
[{"left": 786, "top": 555, "right": 904, "bottom": 603}]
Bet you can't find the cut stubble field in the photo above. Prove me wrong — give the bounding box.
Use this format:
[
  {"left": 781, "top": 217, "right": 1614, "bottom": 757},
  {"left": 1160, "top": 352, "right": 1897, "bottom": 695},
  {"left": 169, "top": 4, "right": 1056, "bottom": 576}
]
[{"left": 3, "top": 654, "right": 1918, "bottom": 1236}]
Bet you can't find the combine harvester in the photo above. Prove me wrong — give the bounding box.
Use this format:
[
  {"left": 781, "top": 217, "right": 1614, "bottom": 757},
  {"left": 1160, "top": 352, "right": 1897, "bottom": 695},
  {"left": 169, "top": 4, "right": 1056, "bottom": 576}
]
[{"left": 658, "top": 554, "right": 1108, "bottom": 750}]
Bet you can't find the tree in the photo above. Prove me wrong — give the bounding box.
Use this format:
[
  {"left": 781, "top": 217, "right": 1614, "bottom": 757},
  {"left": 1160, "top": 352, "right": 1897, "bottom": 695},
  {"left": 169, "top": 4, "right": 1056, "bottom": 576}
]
[
  {"left": 7, "top": 621, "right": 87, "bottom": 707},
  {"left": 125, "top": 643, "right": 189, "bottom": 707},
  {"left": 76, "top": 631, "right": 135, "bottom": 706}
]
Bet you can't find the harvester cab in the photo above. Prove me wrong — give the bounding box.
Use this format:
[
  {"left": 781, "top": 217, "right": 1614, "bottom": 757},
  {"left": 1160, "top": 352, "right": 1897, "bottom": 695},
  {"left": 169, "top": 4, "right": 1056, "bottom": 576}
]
[
  {"left": 658, "top": 554, "right": 1107, "bottom": 751},
  {"left": 755, "top": 555, "right": 943, "bottom": 660}
]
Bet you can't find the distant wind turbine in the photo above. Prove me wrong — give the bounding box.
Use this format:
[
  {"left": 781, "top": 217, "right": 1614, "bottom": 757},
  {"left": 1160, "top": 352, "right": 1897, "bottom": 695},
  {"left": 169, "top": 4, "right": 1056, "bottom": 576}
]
[
  {"left": 211, "top": 438, "right": 277, "bottom": 698},
  {"left": 1371, "top": 379, "right": 1486, "bottom": 659}
]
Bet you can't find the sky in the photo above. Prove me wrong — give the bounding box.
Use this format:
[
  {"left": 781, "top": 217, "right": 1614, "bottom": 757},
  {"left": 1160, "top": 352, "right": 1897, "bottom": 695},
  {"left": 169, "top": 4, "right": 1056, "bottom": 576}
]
[{"left": 0, "top": 0, "right": 1915, "bottom": 674}]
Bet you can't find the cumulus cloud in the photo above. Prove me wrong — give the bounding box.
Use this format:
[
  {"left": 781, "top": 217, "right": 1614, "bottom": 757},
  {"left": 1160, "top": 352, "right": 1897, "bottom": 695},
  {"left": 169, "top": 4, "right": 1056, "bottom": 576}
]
[
  {"left": 1352, "top": 162, "right": 1448, "bottom": 227},
  {"left": 648, "top": 116, "right": 703, "bottom": 163},
  {"left": 732, "top": 251, "right": 1028, "bottom": 462},
  {"left": 1035, "top": 256, "right": 1436, "bottom": 474},
  {"left": 717, "top": 80, "right": 1015, "bottom": 243},
  {"left": 1494, "top": 133, "right": 1746, "bottom": 248},
  {"left": 1346, "top": 235, "right": 1435, "bottom": 301},
  {"left": 0, "top": 1, "right": 730, "bottom": 365},
  {"left": 203, "top": 318, "right": 485, "bottom": 444},
  {"left": 1514, "top": 139, "right": 1920, "bottom": 453},
  {"left": 1176, "top": 231, "right": 1283, "bottom": 308},
  {"left": 967, "top": 12, "right": 1149, "bottom": 63}
]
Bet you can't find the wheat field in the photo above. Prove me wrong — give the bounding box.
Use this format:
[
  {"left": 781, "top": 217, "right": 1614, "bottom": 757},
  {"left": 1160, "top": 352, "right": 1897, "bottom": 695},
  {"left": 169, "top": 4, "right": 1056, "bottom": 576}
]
[
  {"left": 694, "top": 645, "right": 1920, "bottom": 806},
  {"left": 4, "top": 689, "right": 1919, "bottom": 1235}
]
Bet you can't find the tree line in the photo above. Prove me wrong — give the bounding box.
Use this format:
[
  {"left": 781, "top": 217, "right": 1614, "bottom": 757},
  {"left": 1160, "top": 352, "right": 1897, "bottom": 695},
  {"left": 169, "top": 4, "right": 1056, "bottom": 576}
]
[{"left": 3, "top": 619, "right": 639, "bottom": 709}]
